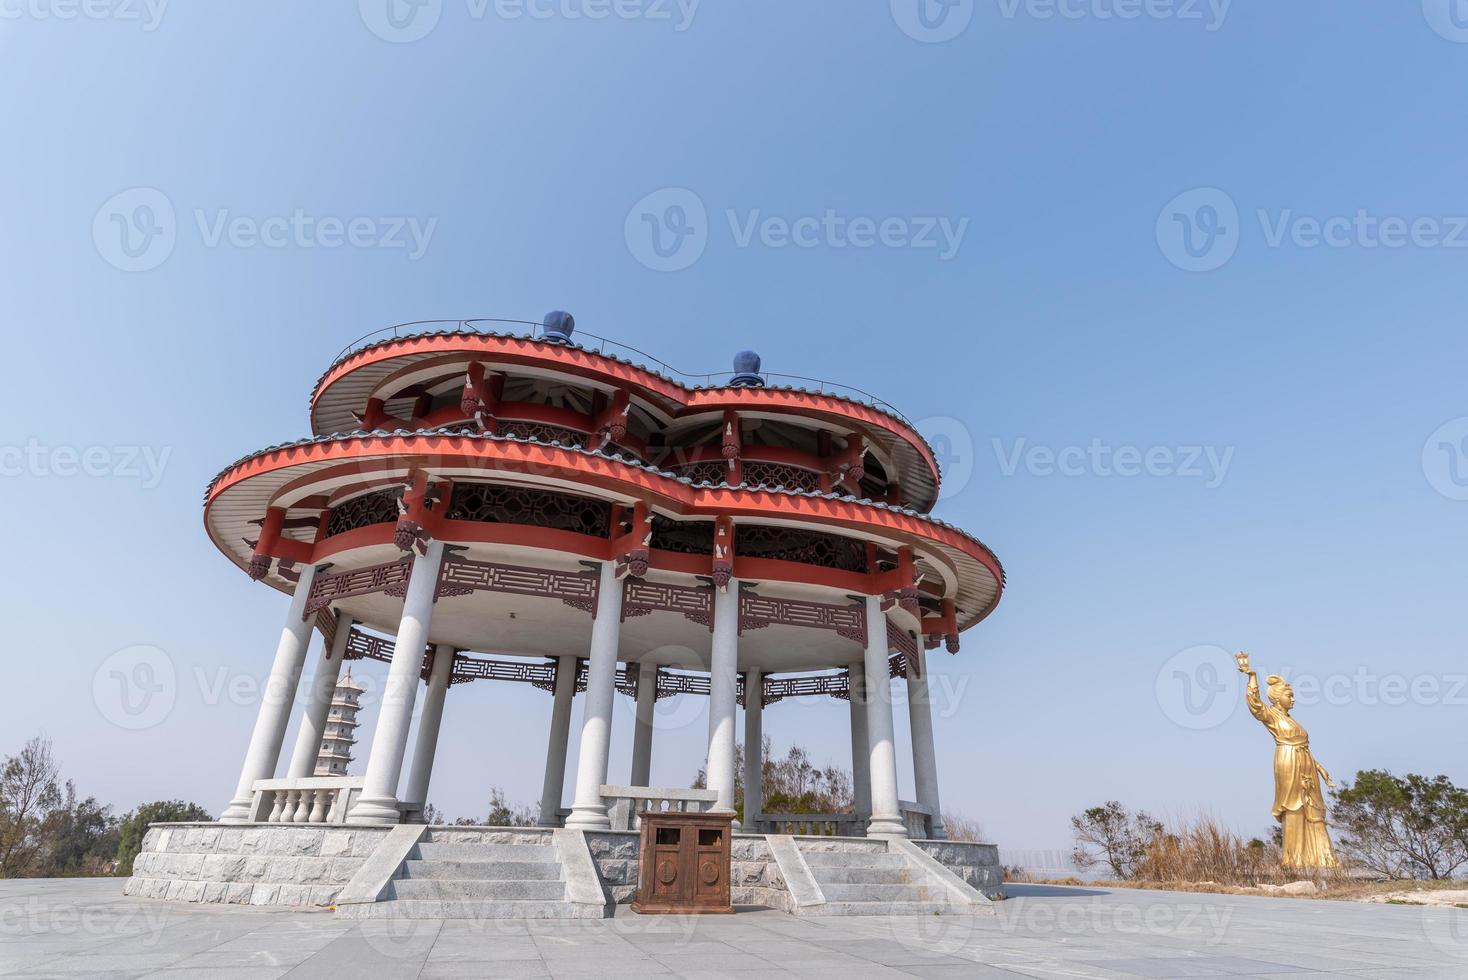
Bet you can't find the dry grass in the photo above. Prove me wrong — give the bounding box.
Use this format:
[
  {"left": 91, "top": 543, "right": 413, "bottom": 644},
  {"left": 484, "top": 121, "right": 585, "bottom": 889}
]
[{"left": 1017, "top": 875, "right": 1468, "bottom": 903}]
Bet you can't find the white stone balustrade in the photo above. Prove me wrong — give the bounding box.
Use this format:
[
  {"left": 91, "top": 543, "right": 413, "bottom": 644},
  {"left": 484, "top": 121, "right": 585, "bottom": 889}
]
[
  {"left": 249, "top": 777, "right": 365, "bottom": 825},
  {"left": 599, "top": 785, "right": 719, "bottom": 832},
  {"left": 753, "top": 813, "right": 867, "bottom": 837},
  {"left": 898, "top": 799, "right": 936, "bottom": 840}
]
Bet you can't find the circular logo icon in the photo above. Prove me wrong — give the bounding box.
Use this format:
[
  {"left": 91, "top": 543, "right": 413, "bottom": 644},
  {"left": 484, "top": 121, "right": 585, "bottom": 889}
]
[
  {"left": 359, "top": 0, "right": 442, "bottom": 43},
  {"left": 1423, "top": 417, "right": 1468, "bottom": 501},
  {"left": 916, "top": 415, "right": 975, "bottom": 501},
  {"left": 891, "top": 0, "right": 975, "bottom": 43},
  {"left": 1156, "top": 187, "right": 1240, "bottom": 273},
  {"left": 1423, "top": 0, "right": 1468, "bottom": 43},
  {"left": 625, "top": 188, "right": 708, "bottom": 273},
  {"left": 93, "top": 188, "right": 176, "bottom": 273},
  {"left": 1155, "top": 644, "right": 1240, "bottom": 730},
  {"left": 93, "top": 645, "right": 177, "bottom": 730},
  {"left": 1423, "top": 904, "right": 1468, "bottom": 961}
]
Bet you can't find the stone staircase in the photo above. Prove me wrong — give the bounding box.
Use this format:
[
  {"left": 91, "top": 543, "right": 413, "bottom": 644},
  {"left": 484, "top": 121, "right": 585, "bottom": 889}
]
[
  {"left": 337, "top": 828, "right": 604, "bottom": 919},
  {"left": 796, "top": 839, "right": 980, "bottom": 916}
]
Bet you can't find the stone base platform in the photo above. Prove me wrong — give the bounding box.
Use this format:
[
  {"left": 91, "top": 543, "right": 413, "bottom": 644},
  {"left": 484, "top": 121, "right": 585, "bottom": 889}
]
[{"left": 125, "top": 822, "right": 1004, "bottom": 917}]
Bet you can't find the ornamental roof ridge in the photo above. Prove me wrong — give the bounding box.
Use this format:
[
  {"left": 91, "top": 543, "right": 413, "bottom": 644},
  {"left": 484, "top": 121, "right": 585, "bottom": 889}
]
[
  {"left": 204, "top": 427, "right": 1004, "bottom": 589},
  {"left": 310, "top": 326, "right": 943, "bottom": 476}
]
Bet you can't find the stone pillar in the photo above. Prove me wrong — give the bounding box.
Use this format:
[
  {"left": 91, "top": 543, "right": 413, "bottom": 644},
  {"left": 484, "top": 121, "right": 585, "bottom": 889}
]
[
  {"left": 347, "top": 542, "right": 444, "bottom": 825},
  {"left": 630, "top": 664, "right": 657, "bottom": 786},
  {"left": 565, "top": 562, "right": 624, "bottom": 830},
  {"left": 863, "top": 595, "right": 907, "bottom": 839},
  {"left": 705, "top": 581, "right": 739, "bottom": 821},
  {"left": 221, "top": 564, "right": 319, "bottom": 823},
  {"left": 286, "top": 612, "right": 353, "bottom": 779},
  {"left": 906, "top": 646, "right": 946, "bottom": 839},
  {"left": 538, "top": 655, "right": 578, "bottom": 827},
  {"left": 403, "top": 642, "right": 455, "bottom": 811},
  {"left": 848, "top": 662, "right": 871, "bottom": 819},
  {"left": 743, "top": 667, "right": 763, "bottom": 825}
]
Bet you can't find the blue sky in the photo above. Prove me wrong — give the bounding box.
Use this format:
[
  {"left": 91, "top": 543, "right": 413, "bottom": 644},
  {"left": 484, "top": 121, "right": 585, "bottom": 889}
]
[{"left": 3, "top": 2, "right": 1467, "bottom": 854}]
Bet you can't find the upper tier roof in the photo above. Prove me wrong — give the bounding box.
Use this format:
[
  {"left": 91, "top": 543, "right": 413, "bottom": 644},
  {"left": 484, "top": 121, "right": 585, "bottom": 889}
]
[{"left": 308, "top": 321, "right": 945, "bottom": 513}]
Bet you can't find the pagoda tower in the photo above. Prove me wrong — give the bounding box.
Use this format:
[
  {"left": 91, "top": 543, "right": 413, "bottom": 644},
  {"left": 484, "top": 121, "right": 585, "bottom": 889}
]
[{"left": 313, "top": 670, "right": 365, "bottom": 777}]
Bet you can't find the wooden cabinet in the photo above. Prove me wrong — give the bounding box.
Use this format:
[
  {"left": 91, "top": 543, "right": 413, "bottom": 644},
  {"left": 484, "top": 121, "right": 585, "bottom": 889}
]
[{"left": 630, "top": 811, "right": 735, "bottom": 914}]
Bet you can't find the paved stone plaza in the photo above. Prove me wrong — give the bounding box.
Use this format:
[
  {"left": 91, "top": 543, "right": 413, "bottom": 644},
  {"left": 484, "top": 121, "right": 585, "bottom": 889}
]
[{"left": 2, "top": 879, "right": 1466, "bottom": 978}]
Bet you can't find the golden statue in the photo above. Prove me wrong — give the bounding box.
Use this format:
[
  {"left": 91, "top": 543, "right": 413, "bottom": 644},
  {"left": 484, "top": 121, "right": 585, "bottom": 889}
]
[{"left": 1236, "top": 653, "right": 1339, "bottom": 869}]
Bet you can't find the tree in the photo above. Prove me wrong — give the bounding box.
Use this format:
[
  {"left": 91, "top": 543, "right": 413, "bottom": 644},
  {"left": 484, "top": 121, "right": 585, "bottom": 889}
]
[
  {"left": 479, "top": 787, "right": 537, "bottom": 827},
  {"left": 40, "top": 783, "right": 119, "bottom": 877},
  {"left": 115, "top": 801, "right": 212, "bottom": 877},
  {"left": 0, "top": 735, "right": 63, "bottom": 877},
  {"left": 1070, "top": 801, "right": 1163, "bottom": 879},
  {"left": 1330, "top": 771, "right": 1468, "bottom": 880}
]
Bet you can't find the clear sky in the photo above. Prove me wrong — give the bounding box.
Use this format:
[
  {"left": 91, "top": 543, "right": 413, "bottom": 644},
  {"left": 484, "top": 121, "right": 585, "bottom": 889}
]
[{"left": 3, "top": 2, "right": 1466, "bottom": 856}]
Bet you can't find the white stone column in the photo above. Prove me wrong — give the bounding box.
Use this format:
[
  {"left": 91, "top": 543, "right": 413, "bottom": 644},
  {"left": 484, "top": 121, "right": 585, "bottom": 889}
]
[
  {"left": 848, "top": 662, "right": 871, "bottom": 819},
  {"left": 743, "top": 667, "right": 763, "bottom": 825},
  {"left": 906, "top": 646, "right": 946, "bottom": 839},
  {"left": 863, "top": 596, "right": 908, "bottom": 839},
  {"left": 286, "top": 613, "right": 353, "bottom": 779},
  {"left": 347, "top": 542, "right": 444, "bottom": 825},
  {"left": 565, "top": 562, "right": 624, "bottom": 830},
  {"left": 630, "top": 663, "right": 657, "bottom": 786},
  {"left": 705, "top": 581, "right": 739, "bottom": 821},
  {"left": 403, "top": 642, "right": 455, "bottom": 812},
  {"left": 221, "top": 564, "right": 319, "bottom": 823},
  {"left": 538, "top": 655, "right": 578, "bottom": 827}
]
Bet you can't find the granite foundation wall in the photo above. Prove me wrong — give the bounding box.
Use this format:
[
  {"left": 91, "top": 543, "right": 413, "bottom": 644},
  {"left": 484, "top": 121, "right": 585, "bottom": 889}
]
[
  {"left": 123, "top": 823, "right": 393, "bottom": 908},
  {"left": 584, "top": 831, "right": 794, "bottom": 911},
  {"left": 912, "top": 839, "right": 1005, "bottom": 899}
]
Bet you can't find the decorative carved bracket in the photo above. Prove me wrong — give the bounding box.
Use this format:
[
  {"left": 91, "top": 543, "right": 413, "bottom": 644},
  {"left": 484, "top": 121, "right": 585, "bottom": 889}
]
[
  {"left": 621, "top": 579, "right": 714, "bottom": 630},
  {"left": 434, "top": 556, "right": 601, "bottom": 616},
  {"left": 738, "top": 591, "right": 867, "bottom": 645},
  {"left": 304, "top": 558, "right": 413, "bottom": 619}
]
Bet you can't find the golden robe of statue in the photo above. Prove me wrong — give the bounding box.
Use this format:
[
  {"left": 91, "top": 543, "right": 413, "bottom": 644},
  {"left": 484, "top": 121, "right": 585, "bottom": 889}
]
[{"left": 1236, "top": 653, "right": 1338, "bottom": 869}]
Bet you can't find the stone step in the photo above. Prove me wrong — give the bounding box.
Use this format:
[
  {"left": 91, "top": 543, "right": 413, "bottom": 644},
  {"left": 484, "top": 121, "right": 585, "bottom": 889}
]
[
  {"left": 808, "top": 866, "right": 914, "bottom": 885},
  {"left": 391, "top": 878, "right": 567, "bottom": 902},
  {"left": 818, "top": 882, "right": 936, "bottom": 903},
  {"left": 338, "top": 899, "right": 603, "bottom": 920},
  {"left": 399, "top": 859, "right": 561, "bottom": 881},
  {"left": 811, "top": 900, "right": 961, "bottom": 917},
  {"left": 414, "top": 842, "right": 557, "bottom": 862},
  {"left": 798, "top": 850, "right": 908, "bottom": 869}
]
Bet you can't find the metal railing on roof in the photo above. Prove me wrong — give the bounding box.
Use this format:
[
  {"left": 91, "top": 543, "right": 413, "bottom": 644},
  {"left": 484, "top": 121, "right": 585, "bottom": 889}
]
[{"left": 327, "top": 318, "right": 914, "bottom": 426}]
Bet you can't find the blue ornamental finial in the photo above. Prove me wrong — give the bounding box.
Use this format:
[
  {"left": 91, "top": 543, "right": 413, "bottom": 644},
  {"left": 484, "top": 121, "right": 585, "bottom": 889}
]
[
  {"left": 542, "top": 311, "right": 576, "bottom": 343},
  {"left": 730, "top": 350, "right": 764, "bottom": 387}
]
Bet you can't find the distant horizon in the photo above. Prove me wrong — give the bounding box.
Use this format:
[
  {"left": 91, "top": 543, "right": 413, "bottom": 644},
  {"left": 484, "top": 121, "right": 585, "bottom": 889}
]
[{"left": 5, "top": 3, "right": 1467, "bottom": 857}]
